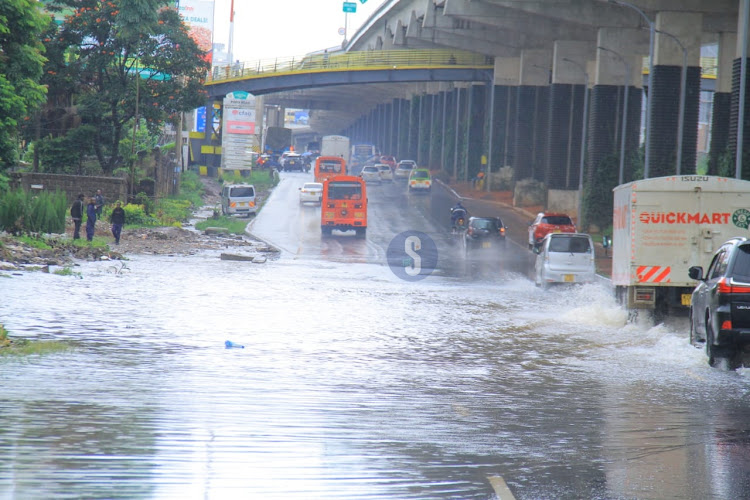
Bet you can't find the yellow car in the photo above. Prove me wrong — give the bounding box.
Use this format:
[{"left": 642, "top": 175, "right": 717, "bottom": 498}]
[{"left": 408, "top": 168, "right": 432, "bottom": 192}]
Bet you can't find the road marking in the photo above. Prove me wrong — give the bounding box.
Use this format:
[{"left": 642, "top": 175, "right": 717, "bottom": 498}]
[{"left": 488, "top": 476, "right": 516, "bottom": 500}]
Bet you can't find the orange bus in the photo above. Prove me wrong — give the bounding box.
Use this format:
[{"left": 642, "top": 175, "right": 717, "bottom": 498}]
[
  {"left": 321, "top": 175, "right": 367, "bottom": 238},
  {"left": 314, "top": 155, "right": 346, "bottom": 183}
]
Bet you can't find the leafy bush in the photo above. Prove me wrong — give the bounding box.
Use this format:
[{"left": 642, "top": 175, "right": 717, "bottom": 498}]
[
  {"left": 121, "top": 203, "right": 159, "bottom": 226},
  {"left": 155, "top": 199, "right": 191, "bottom": 225},
  {"left": 134, "top": 192, "right": 154, "bottom": 215}
]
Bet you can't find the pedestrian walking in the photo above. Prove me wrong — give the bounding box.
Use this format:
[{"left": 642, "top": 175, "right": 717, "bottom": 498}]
[
  {"left": 70, "top": 193, "right": 84, "bottom": 240},
  {"left": 86, "top": 198, "right": 97, "bottom": 242},
  {"left": 94, "top": 189, "right": 104, "bottom": 218},
  {"left": 109, "top": 201, "right": 125, "bottom": 245}
]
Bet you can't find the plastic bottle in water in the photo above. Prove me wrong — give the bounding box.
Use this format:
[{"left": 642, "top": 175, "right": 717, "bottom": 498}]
[{"left": 225, "top": 340, "right": 245, "bottom": 349}]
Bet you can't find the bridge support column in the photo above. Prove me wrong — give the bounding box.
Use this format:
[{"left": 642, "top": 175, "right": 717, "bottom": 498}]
[
  {"left": 490, "top": 58, "right": 520, "bottom": 181},
  {"left": 430, "top": 90, "right": 445, "bottom": 169},
  {"left": 418, "top": 93, "right": 432, "bottom": 166},
  {"left": 397, "top": 98, "right": 409, "bottom": 160},
  {"left": 709, "top": 32, "right": 735, "bottom": 175},
  {"left": 728, "top": 3, "right": 750, "bottom": 178},
  {"left": 513, "top": 50, "right": 551, "bottom": 182},
  {"left": 409, "top": 94, "right": 420, "bottom": 162},
  {"left": 466, "top": 84, "right": 486, "bottom": 181},
  {"left": 649, "top": 11, "right": 702, "bottom": 177},
  {"left": 585, "top": 29, "right": 645, "bottom": 230},
  {"left": 547, "top": 42, "right": 594, "bottom": 192},
  {"left": 441, "top": 88, "right": 455, "bottom": 173},
  {"left": 452, "top": 86, "right": 468, "bottom": 180}
]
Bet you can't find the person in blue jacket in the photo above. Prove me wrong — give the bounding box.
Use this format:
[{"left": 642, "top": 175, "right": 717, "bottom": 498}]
[{"left": 86, "top": 198, "right": 97, "bottom": 242}]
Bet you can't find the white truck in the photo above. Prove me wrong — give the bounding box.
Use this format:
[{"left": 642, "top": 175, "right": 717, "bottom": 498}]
[
  {"left": 321, "top": 135, "right": 350, "bottom": 166},
  {"left": 612, "top": 175, "right": 750, "bottom": 318}
]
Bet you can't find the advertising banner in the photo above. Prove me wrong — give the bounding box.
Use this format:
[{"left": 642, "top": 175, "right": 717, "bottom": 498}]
[{"left": 178, "top": 0, "right": 215, "bottom": 65}]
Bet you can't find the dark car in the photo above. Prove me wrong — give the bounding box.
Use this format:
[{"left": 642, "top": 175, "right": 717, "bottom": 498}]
[
  {"left": 688, "top": 237, "right": 750, "bottom": 369},
  {"left": 280, "top": 152, "right": 308, "bottom": 172},
  {"left": 463, "top": 217, "right": 506, "bottom": 255}
]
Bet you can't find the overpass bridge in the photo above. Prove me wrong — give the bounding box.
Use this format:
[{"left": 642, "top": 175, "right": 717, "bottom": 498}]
[{"left": 198, "top": 0, "right": 745, "bottom": 224}]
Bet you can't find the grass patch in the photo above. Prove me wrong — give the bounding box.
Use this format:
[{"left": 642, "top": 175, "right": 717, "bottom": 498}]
[
  {"left": 16, "top": 234, "right": 53, "bottom": 250},
  {"left": 195, "top": 215, "right": 252, "bottom": 235},
  {"left": 54, "top": 266, "right": 82, "bottom": 278},
  {"left": 0, "top": 324, "right": 70, "bottom": 356}
]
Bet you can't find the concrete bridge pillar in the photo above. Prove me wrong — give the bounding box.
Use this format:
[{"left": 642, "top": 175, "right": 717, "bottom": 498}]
[
  {"left": 487, "top": 57, "right": 521, "bottom": 179},
  {"left": 430, "top": 90, "right": 445, "bottom": 168},
  {"left": 548, "top": 41, "right": 595, "bottom": 191},
  {"left": 491, "top": 58, "right": 520, "bottom": 178},
  {"left": 709, "top": 32, "right": 735, "bottom": 175},
  {"left": 587, "top": 28, "right": 645, "bottom": 193},
  {"left": 450, "top": 85, "right": 469, "bottom": 179},
  {"left": 466, "top": 84, "right": 486, "bottom": 181},
  {"left": 418, "top": 93, "right": 433, "bottom": 166},
  {"left": 729, "top": 3, "right": 750, "bottom": 178},
  {"left": 396, "top": 98, "right": 409, "bottom": 160},
  {"left": 441, "top": 88, "right": 455, "bottom": 172},
  {"left": 408, "top": 93, "right": 420, "bottom": 161},
  {"left": 649, "top": 11, "right": 703, "bottom": 177},
  {"left": 515, "top": 49, "right": 552, "bottom": 182}
]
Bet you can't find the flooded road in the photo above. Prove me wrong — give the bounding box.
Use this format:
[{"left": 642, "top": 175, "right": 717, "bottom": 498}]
[{"left": 3, "top": 172, "right": 750, "bottom": 499}]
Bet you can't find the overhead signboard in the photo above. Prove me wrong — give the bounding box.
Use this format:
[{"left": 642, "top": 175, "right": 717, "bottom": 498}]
[{"left": 343, "top": 2, "right": 356, "bottom": 13}]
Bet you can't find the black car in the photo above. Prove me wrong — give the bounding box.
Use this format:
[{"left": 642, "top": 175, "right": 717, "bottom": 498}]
[
  {"left": 463, "top": 217, "right": 506, "bottom": 255},
  {"left": 281, "top": 153, "right": 308, "bottom": 172},
  {"left": 689, "top": 237, "right": 750, "bottom": 369}
]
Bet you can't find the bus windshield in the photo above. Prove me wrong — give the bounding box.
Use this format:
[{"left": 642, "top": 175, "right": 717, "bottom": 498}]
[
  {"left": 328, "top": 182, "right": 363, "bottom": 200},
  {"left": 318, "top": 159, "right": 343, "bottom": 173}
]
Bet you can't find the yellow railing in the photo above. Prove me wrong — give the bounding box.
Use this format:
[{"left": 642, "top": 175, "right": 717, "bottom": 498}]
[
  {"left": 205, "top": 49, "right": 493, "bottom": 84},
  {"left": 206, "top": 50, "right": 719, "bottom": 85}
]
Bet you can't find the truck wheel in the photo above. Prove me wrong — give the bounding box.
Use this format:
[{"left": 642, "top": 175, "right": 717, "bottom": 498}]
[
  {"left": 321, "top": 227, "right": 333, "bottom": 237},
  {"left": 355, "top": 228, "right": 366, "bottom": 239}
]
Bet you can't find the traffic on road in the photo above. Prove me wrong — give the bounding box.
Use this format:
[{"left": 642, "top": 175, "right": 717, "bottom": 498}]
[{"left": 2, "top": 168, "right": 750, "bottom": 499}]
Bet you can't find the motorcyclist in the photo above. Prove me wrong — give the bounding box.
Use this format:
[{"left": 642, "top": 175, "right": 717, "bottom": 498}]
[{"left": 450, "top": 202, "right": 467, "bottom": 228}]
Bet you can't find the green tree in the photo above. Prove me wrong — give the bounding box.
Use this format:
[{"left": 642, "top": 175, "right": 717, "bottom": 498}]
[
  {"left": 42, "top": 0, "right": 209, "bottom": 173},
  {"left": 0, "top": 0, "right": 49, "bottom": 170}
]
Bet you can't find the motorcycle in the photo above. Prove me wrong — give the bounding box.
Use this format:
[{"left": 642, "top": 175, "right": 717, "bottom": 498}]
[{"left": 451, "top": 208, "right": 468, "bottom": 234}]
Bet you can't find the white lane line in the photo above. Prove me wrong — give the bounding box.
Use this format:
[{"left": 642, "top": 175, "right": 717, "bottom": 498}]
[{"left": 488, "top": 475, "right": 516, "bottom": 500}]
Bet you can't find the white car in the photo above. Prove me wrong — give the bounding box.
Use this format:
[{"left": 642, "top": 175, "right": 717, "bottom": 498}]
[
  {"left": 360, "top": 165, "right": 381, "bottom": 183},
  {"left": 299, "top": 182, "right": 323, "bottom": 205},
  {"left": 376, "top": 164, "right": 393, "bottom": 181},
  {"left": 534, "top": 233, "right": 596, "bottom": 288},
  {"left": 394, "top": 160, "right": 416, "bottom": 180}
]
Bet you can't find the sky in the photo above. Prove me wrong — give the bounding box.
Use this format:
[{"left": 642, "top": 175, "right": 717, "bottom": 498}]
[{"left": 210, "top": 0, "right": 387, "bottom": 63}]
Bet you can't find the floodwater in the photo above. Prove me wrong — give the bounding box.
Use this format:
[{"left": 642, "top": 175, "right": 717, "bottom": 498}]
[{"left": 2, "top": 173, "right": 750, "bottom": 499}]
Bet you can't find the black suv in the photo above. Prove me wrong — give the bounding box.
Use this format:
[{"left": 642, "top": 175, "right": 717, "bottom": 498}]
[
  {"left": 463, "top": 217, "right": 507, "bottom": 256},
  {"left": 689, "top": 237, "right": 750, "bottom": 369}
]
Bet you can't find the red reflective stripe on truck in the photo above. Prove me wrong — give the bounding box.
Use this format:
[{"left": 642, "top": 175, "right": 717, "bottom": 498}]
[{"left": 636, "top": 266, "right": 672, "bottom": 283}]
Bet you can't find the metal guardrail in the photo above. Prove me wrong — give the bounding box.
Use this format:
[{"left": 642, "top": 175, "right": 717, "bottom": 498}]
[{"left": 206, "top": 49, "right": 493, "bottom": 84}]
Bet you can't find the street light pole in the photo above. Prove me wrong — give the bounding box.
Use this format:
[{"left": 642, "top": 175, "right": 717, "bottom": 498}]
[
  {"left": 598, "top": 46, "right": 631, "bottom": 185},
  {"left": 609, "top": 0, "right": 654, "bottom": 178},
  {"left": 562, "top": 58, "right": 589, "bottom": 227}
]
